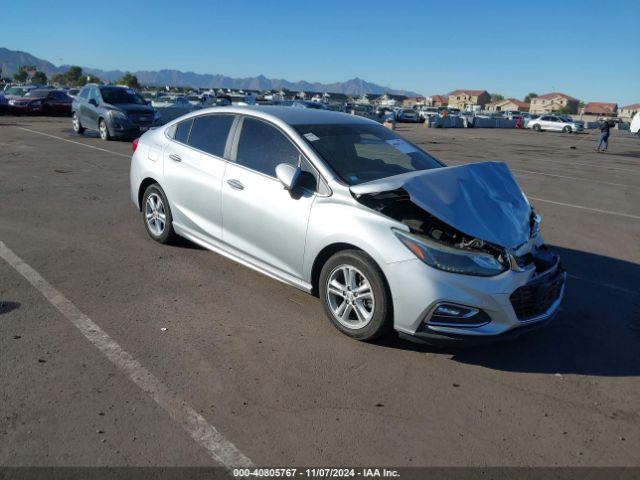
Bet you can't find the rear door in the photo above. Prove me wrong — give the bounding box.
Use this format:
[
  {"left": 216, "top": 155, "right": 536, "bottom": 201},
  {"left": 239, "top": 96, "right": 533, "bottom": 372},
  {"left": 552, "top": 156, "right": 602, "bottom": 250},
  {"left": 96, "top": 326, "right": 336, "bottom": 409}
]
[
  {"left": 162, "top": 114, "right": 235, "bottom": 241},
  {"left": 221, "top": 116, "right": 318, "bottom": 279}
]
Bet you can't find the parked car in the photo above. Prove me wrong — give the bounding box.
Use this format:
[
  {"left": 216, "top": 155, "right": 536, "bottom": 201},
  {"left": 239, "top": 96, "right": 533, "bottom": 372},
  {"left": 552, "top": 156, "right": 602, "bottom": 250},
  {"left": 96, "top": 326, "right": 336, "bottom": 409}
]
[
  {"left": 67, "top": 88, "right": 80, "bottom": 98},
  {"left": 72, "top": 84, "right": 160, "bottom": 140},
  {"left": 3, "top": 85, "right": 37, "bottom": 100},
  {"left": 396, "top": 108, "right": 420, "bottom": 123},
  {"left": 417, "top": 106, "right": 439, "bottom": 121},
  {"left": 130, "top": 106, "right": 564, "bottom": 345},
  {"left": 0, "top": 91, "right": 7, "bottom": 113},
  {"left": 527, "top": 114, "right": 583, "bottom": 133},
  {"left": 631, "top": 112, "right": 640, "bottom": 135},
  {"left": 9, "top": 89, "right": 72, "bottom": 115}
]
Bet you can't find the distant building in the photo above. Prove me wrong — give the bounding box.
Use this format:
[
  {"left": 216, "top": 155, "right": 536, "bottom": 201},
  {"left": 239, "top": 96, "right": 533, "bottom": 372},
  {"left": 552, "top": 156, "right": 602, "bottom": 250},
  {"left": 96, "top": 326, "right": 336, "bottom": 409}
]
[
  {"left": 529, "top": 92, "right": 579, "bottom": 114},
  {"left": 619, "top": 103, "right": 640, "bottom": 120},
  {"left": 402, "top": 96, "right": 426, "bottom": 107},
  {"left": 427, "top": 95, "right": 448, "bottom": 107},
  {"left": 485, "top": 98, "right": 530, "bottom": 112},
  {"left": 581, "top": 102, "right": 617, "bottom": 117},
  {"left": 447, "top": 89, "right": 491, "bottom": 110}
]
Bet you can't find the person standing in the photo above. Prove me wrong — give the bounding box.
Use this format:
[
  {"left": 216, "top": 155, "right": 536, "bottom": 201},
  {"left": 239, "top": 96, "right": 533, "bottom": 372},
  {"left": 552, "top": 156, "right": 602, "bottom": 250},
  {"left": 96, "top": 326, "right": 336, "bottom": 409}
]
[{"left": 597, "top": 119, "right": 611, "bottom": 152}]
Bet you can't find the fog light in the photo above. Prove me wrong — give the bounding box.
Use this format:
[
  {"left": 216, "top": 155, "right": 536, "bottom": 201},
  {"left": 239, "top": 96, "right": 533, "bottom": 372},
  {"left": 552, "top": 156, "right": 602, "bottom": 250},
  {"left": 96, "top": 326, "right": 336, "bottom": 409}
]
[
  {"left": 427, "top": 303, "right": 490, "bottom": 328},
  {"left": 434, "top": 304, "right": 477, "bottom": 317}
]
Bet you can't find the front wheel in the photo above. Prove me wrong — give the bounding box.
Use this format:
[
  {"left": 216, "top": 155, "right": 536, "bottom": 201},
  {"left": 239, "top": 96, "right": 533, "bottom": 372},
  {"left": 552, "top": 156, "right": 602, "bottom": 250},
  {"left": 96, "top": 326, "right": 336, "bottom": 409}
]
[
  {"left": 563, "top": 125, "right": 572, "bottom": 133},
  {"left": 319, "top": 250, "right": 392, "bottom": 341},
  {"left": 142, "top": 184, "right": 177, "bottom": 244},
  {"left": 533, "top": 124, "right": 542, "bottom": 132},
  {"left": 99, "top": 118, "right": 111, "bottom": 141},
  {"left": 72, "top": 112, "right": 85, "bottom": 134}
]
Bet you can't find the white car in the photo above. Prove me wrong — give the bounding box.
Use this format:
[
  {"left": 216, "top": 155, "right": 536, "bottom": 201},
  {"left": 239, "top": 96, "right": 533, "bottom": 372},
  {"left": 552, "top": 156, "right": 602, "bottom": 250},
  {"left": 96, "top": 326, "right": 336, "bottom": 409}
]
[
  {"left": 528, "top": 114, "right": 583, "bottom": 133},
  {"left": 630, "top": 112, "right": 640, "bottom": 135}
]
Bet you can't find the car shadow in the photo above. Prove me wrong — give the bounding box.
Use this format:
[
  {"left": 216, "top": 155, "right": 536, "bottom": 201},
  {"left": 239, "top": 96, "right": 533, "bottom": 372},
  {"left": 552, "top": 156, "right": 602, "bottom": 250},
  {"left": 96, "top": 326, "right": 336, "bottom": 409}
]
[
  {"left": 0, "top": 301, "right": 21, "bottom": 315},
  {"left": 375, "top": 245, "right": 640, "bottom": 377}
]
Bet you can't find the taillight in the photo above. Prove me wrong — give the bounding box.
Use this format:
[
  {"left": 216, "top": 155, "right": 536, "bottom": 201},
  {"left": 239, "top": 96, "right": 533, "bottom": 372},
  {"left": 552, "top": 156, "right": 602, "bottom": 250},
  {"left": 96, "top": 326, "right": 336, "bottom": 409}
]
[{"left": 132, "top": 138, "right": 139, "bottom": 152}]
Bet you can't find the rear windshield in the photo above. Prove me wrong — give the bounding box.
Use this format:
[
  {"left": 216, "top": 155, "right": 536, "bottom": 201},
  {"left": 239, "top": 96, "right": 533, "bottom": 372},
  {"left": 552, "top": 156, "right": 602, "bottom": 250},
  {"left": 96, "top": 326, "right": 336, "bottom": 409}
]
[
  {"left": 100, "top": 88, "right": 146, "bottom": 105},
  {"left": 295, "top": 123, "right": 442, "bottom": 185}
]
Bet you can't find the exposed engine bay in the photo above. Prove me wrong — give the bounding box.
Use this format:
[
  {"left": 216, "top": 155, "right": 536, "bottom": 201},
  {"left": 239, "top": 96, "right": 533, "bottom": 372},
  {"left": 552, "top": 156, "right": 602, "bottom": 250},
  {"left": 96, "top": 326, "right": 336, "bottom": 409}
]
[{"left": 356, "top": 187, "right": 557, "bottom": 274}]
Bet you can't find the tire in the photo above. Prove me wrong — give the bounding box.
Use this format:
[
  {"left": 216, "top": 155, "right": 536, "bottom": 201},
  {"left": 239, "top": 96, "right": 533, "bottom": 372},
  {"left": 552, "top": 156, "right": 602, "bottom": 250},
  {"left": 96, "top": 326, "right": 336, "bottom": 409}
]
[
  {"left": 533, "top": 124, "right": 541, "bottom": 132},
  {"left": 563, "top": 126, "right": 572, "bottom": 133},
  {"left": 319, "top": 250, "right": 392, "bottom": 341},
  {"left": 142, "top": 184, "right": 177, "bottom": 244},
  {"left": 72, "top": 112, "right": 85, "bottom": 134},
  {"left": 98, "top": 118, "right": 111, "bottom": 141}
]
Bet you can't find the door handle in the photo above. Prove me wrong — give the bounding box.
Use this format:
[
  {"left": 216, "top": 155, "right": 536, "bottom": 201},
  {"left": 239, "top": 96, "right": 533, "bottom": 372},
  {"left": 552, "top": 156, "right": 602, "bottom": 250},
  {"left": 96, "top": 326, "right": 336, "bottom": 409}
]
[
  {"left": 226, "top": 179, "right": 244, "bottom": 190},
  {"left": 169, "top": 153, "right": 182, "bottom": 162}
]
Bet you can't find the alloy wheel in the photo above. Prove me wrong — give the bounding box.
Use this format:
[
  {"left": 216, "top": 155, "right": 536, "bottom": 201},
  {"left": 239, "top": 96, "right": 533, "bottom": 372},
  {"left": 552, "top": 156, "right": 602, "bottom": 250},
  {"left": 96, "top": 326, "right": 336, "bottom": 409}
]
[
  {"left": 145, "top": 193, "right": 166, "bottom": 236},
  {"left": 99, "top": 121, "right": 108, "bottom": 140},
  {"left": 326, "top": 264, "right": 375, "bottom": 329}
]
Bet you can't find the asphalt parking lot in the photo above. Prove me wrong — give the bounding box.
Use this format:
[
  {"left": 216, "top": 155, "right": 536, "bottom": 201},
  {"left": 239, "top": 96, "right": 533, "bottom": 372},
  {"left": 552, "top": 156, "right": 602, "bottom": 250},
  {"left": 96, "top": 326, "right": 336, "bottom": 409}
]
[{"left": 1, "top": 116, "right": 639, "bottom": 467}]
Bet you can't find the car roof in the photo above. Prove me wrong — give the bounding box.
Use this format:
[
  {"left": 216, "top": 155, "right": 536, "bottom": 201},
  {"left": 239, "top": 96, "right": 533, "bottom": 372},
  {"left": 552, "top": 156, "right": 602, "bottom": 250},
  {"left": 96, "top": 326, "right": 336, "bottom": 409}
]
[{"left": 188, "top": 105, "right": 374, "bottom": 126}]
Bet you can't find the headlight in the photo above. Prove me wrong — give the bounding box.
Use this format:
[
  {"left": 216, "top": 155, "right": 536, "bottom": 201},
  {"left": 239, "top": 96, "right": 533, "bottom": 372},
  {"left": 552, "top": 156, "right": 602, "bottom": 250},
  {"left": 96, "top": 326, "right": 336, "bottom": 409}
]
[
  {"left": 9, "top": 99, "right": 15, "bottom": 105},
  {"left": 109, "top": 110, "right": 128, "bottom": 120},
  {"left": 393, "top": 229, "right": 508, "bottom": 277}
]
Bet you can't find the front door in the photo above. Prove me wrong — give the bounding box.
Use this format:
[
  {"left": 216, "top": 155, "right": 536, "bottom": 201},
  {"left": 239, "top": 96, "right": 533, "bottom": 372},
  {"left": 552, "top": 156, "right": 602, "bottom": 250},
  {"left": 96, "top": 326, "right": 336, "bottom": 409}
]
[{"left": 221, "top": 117, "right": 317, "bottom": 279}]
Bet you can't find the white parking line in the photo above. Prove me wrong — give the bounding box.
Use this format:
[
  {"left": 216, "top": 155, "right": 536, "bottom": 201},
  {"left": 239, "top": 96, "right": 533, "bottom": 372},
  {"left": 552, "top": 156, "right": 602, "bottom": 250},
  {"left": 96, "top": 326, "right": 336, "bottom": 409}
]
[
  {"left": 528, "top": 196, "right": 640, "bottom": 220},
  {"left": 0, "top": 241, "right": 253, "bottom": 468},
  {"left": 446, "top": 160, "right": 637, "bottom": 188},
  {"left": 513, "top": 168, "right": 635, "bottom": 188},
  {"left": 508, "top": 156, "right": 640, "bottom": 175},
  {"left": 567, "top": 273, "right": 639, "bottom": 296},
  {"left": 14, "top": 126, "right": 130, "bottom": 158}
]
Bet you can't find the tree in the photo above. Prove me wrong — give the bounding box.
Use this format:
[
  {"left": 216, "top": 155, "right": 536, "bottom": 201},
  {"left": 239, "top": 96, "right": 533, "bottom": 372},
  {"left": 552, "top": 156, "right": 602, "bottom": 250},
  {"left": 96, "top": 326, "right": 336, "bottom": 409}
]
[
  {"left": 66, "top": 66, "right": 84, "bottom": 84},
  {"left": 13, "top": 69, "right": 28, "bottom": 83},
  {"left": 555, "top": 105, "right": 575, "bottom": 115},
  {"left": 490, "top": 93, "right": 504, "bottom": 102},
  {"left": 117, "top": 73, "right": 139, "bottom": 89},
  {"left": 524, "top": 92, "right": 538, "bottom": 103},
  {"left": 31, "top": 71, "right": 47, "bottom": 85}
]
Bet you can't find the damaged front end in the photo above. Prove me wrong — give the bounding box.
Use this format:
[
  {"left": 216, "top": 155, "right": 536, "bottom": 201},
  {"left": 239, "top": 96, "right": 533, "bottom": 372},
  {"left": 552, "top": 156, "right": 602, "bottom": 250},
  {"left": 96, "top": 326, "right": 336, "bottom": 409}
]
[
  {"left": 351, "top": 162, "right": 565, "bottom": 340},
  {"left": 352, "top": 161, "right": 556, "bottom": 278}
]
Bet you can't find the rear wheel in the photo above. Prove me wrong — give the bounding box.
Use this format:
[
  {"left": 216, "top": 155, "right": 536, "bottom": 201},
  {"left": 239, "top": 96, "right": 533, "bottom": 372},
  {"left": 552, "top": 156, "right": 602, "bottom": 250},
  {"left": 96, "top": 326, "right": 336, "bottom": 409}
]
[
  {"left": 319, "top": 250, "right": 392, "bottom": 341},
  {"left": 72, "top": 112, "right": 85, "bottom": 134},
  {"left": 533, "top": 124, "right": 542, "bottom": 132},
  {"left": 99, "top": 118, "right": 111, "bottom": 141},
  {"left": 563, "top": 125, "right": 572, "bottom": 133},
  {"left": 142, "top": 184, "right": 176, "bottom": 244}
]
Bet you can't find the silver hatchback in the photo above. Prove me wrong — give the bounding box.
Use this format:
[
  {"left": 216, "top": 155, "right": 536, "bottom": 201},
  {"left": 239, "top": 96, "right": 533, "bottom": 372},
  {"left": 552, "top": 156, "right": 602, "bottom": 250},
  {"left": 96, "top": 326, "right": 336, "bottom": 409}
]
[{"left": 130, "top": 106, "right": 565, "bottom": 345}]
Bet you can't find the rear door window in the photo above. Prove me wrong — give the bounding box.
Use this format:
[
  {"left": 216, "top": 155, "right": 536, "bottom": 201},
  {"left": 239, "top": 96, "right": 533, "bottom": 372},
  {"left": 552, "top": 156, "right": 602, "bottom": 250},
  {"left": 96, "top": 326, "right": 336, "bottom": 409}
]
[{"left": 187, "top": 115, "right": 234, "bottom": 158}]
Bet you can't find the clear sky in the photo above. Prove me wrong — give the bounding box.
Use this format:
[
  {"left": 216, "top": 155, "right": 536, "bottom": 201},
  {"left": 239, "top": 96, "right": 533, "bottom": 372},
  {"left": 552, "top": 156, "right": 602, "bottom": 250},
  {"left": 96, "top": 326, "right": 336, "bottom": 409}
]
[{"left": 2, "top": 0, "right": 639, "bottom": 104}]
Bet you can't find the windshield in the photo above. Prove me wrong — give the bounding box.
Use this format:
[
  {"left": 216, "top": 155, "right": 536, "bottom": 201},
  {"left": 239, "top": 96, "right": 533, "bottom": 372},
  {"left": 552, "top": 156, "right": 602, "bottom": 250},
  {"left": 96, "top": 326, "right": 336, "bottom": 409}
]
[
  {"left": 295, "top": 123, "right": 443, "bottom": 185},
  {"left": 100, "top": 88, "right": 146, "bottom": 105},
  {"left": 25, "top": 90, "right": 50, "bottom": 99},
  {"left": 5, "top": 87, "right": 28, "bottom": 96}
]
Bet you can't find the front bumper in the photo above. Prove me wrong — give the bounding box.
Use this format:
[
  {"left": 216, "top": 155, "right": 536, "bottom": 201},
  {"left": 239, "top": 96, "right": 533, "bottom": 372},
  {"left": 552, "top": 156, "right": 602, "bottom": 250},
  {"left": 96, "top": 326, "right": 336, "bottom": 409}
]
[
  {"left": 384, "top": 250, "right": 565, "bottom": 346},
  {"left": 108, "top": 114, "right": 158, "bottom": 138}
]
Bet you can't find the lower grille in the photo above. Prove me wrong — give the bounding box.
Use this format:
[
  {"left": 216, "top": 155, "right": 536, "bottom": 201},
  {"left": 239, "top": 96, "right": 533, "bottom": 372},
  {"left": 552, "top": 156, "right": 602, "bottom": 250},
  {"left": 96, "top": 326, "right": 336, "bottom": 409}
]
[{"left": 510, "top": 268, "right": 564, "bottom": 321}]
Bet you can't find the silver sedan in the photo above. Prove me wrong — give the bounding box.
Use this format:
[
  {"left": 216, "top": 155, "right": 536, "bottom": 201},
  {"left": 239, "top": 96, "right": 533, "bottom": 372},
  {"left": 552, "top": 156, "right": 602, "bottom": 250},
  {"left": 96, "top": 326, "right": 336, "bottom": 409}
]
[{"left": 130, "top": 106, "right": 565, "bottom": 345}]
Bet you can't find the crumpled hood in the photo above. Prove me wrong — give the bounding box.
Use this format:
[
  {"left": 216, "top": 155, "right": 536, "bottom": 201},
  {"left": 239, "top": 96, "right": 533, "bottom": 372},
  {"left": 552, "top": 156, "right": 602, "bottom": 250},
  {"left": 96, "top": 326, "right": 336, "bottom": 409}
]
[{"left": 351, "top": 161, "right": 532, "bottom": 249}]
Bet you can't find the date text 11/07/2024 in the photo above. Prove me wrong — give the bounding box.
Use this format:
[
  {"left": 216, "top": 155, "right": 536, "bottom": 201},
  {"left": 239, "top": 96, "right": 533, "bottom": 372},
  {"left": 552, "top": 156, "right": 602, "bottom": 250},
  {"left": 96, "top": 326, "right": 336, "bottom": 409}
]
[{"left": 233, "top": 468, "right": 401, "bottom": 478}]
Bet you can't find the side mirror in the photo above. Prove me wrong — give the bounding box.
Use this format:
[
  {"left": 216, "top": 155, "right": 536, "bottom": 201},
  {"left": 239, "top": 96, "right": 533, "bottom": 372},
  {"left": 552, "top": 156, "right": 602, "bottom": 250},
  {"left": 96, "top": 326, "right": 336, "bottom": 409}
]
[
  {"left": 89, "top": 99, "right": 98, "bottom": 107},
  {"left": 275, "top": 163, "right": 300, "bottom": 191}
]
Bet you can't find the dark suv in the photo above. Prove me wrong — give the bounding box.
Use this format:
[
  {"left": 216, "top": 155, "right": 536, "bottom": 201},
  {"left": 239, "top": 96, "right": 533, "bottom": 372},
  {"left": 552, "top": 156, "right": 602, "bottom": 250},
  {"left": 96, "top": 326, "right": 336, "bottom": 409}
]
[{"left": 72, "top": 85, "right": 159, "bottom": 140}]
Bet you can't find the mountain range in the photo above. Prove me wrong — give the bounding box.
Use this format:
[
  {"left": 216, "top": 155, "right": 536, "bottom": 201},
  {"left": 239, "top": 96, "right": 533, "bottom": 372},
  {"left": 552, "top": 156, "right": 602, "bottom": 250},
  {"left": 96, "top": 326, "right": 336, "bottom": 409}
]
[{"left": 0, "top": 47, "right": 419, "bottom": 96}]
